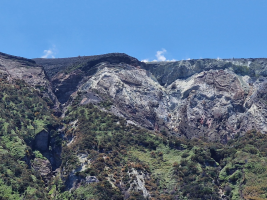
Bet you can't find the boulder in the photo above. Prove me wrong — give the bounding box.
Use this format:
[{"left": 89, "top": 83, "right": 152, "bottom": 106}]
[
  {"left": 32, "top": 158, "right": 52, "bottom": 183},
  {"left": 85, "top": 176, "right": 99, "bottom": 184}
]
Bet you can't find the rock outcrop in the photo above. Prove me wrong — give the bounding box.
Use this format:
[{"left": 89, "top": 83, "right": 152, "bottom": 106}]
[
  {"left": 4, "top": 51, "right": 266, "bottom": 142},
  {"left": 0, "top": 52, "right": 60, "bottom": 110},
  {"left": 34, "top": 53, "right": 141, "bottom": 104},
  {"left": 85, "top": 176, "right": 99, "bottom": 184},
  {"left": 36, "top": 55, "right": 267, "bottom": 143},
  {"left": 32, "top": 158, "right": 53, "bottom": 184},
  {"left": 34, "top": 53, "right": 142, "bottom": 79}
]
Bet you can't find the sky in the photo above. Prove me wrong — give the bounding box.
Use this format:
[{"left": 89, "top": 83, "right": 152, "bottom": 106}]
[{"left": 1, "top": 0, "right": 267, "bottom": 61}]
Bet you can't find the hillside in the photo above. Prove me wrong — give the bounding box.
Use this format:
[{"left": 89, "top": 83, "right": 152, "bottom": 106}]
[
  {"left": 35, "top": 55, "right": 267, "bottom": 142},
  {"left": 0, "top": 51, "right": 267, "bottom": 199}
]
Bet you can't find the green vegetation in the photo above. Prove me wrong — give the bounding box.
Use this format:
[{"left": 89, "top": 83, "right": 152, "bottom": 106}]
[
  {"left": 2, "top": 77, "right": 267, "bottom": 199},
  {"left": 57, "top": 103, "right": 221, "bottom": 199},
  {"left": 0, "top": 79, "right": 59, "bottom": 143},
  {"left": 232, "top": 65, "right": 250, "bottom": 76},
  {"left": 33, "top": 150, "right": 47, "bottom": 159},
  {"left": 0, "top": 78, "right": 60, "bottom": 199},
  {"left": 58, "top": 102, "right": 267, "bottom": 199},
  {"left": 217, "top": 131, "right": 267, "bottom": 200}
]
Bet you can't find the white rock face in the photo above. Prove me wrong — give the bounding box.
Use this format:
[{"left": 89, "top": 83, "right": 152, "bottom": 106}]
[
  {"left": 85, "top": 176, "right": 99, "bottom": 184},
  {"left": 128, "top": 168, "right": 150, "bottom": 198},
  {"left": 48, "top": 57, "right": 267, "bottom": 143}
]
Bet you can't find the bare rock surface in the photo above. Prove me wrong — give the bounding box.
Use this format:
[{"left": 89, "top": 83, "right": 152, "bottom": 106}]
[
  {"left": 34, "top": 53, "right": 142, "bottom": 80},
  {"left": 32, "top": 158, "right": 52, "bottom": 183},
  {"left": 3, "top": 51, "right": 267, "bottom": 143},
  {"left": 34, "top": 53, "right": 142, "bottom": 104},
  {"left": 0, "top": 52, "right": 60, "bottom": 109},
  {"left": 128, "top": 168, "right": 150, "bottom": 198},
  {"left": 41, "top": 56, "right": 267, "bottom": 143},
  {"left": 85, "top": 176, "right": 99, "bottom": 184},
  {"left": 0, "top": 52, "right": 46, "bottom": 86}
]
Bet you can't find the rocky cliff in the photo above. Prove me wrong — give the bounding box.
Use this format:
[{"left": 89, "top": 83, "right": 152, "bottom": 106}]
[
  {"left": 1, "top": 51, "right": 267, "bottom": 199},
  {"left": 0, "top": 52, "right": 59, "bottom": 110},
  {"left": 34, "top": 55, "right": 267, "bottom": 143}
]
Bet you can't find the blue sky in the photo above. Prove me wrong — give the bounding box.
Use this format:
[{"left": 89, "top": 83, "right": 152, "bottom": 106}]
[{"left": 1, "top": 0, "right": 267, "bottom": 61}]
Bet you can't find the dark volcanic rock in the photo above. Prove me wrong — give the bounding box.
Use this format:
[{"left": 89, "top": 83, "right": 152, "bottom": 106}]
[
  {"left": 34, "top": 53, "right": 142, "bottom": 79},
  {"left": 52, "top": 70, "right": 84, "bottom": 104}
]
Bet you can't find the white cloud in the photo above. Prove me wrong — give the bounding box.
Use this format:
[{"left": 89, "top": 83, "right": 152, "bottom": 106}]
[
  {"left": 42, "top": 50, "right": 54, "bottom": 58},
  {"left": 156, "top": 49, "right": 167, "bottom": 61},
  {"left": 141, "top": 59, "right": 149, "bottom": 62},
  {"left": 41, "top": 45, "right": 57, "bottom": 58},
  {"left": 141, "top": 49, "right": 176, "bottom": 62}
]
